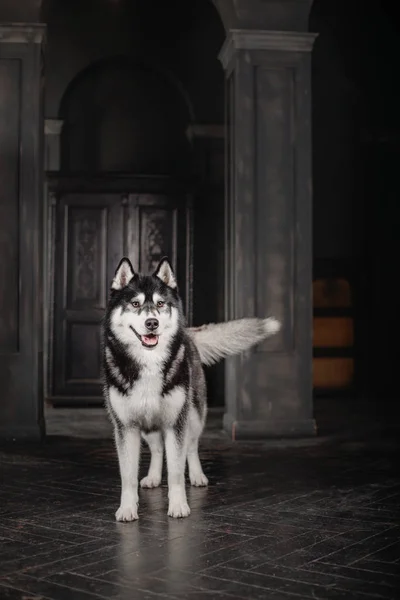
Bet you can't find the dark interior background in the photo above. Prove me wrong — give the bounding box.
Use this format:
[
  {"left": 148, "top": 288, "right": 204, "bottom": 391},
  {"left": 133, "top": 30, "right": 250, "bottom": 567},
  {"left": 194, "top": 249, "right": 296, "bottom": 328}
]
[
  {"left": 1, "top": 0, "right": 398, "bottom": 408},
  {"left": 310, "top": 0, "right": 400, "bottom": 401},
  {"left": 44, "top": 0, "right": 400, "bottom": 406}
]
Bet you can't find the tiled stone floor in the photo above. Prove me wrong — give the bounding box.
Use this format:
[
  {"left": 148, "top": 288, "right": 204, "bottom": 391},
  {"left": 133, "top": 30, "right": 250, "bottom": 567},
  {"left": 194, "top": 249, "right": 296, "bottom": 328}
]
[{"left": 0, "top": 406, "right": 399, "bottom": 599}]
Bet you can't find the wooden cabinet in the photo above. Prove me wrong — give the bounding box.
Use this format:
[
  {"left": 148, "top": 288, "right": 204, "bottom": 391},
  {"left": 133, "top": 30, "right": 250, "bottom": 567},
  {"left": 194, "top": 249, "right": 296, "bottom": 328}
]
[
  {"left": 312, "top": 260, "right": 356, "bottom": 395},
  {"left": 47, "top": 177, "right": 192, "bottom": 405}
]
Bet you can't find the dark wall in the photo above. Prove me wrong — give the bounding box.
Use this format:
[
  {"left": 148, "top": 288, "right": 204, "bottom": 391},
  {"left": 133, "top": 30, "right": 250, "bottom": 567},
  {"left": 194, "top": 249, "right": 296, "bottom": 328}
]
[
  {"left": 310, "top": 0, "right": 363, "bottom": 261},
  {"left": 310, "top": 0, "right": 400, "bottom": 396},
  {"left": 41, "top": 0, "right": 225, "bottom": 124},
  {"left": 0, "top": 0, "right": 41, "bottom": 21},
  {"left": 310, "top": 0, "right": 400, "bottom": 262}
]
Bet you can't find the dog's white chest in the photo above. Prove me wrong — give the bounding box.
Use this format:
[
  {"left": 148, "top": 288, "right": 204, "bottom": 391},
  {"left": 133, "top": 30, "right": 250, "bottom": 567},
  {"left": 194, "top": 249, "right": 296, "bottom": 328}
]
[
  {"left": 110, "top": 369, "right": 161, "bottom": 426},
  {"left": 109, "top": 364, "right": 185, "bottom": 430}
]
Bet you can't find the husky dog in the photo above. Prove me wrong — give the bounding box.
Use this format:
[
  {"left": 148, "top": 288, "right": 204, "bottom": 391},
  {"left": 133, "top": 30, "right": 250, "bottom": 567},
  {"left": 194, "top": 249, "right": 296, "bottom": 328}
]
[{"left": 103, "top": 257, "right": 281, "bottom": 521}]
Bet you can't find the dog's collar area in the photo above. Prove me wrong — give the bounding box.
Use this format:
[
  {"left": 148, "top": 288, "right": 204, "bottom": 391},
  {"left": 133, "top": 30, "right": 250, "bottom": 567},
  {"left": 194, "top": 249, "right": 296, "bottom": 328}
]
[{"left": 130, "top": 326, "right": 159, "bottom": 348}]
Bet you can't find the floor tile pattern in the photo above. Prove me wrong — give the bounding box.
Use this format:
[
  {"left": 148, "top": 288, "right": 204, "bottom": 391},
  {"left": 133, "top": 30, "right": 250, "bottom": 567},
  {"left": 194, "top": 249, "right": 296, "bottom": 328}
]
[{"left": 0, "top": 425, "right": 399, "bottom": 599}]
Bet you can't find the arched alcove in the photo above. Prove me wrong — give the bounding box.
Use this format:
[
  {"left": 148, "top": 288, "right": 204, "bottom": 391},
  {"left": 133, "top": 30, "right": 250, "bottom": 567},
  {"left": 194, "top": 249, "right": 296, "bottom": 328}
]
[
  {"left": 41, "top": 0, "right": 225, "bottom": 123},
  {"left": 59, "top": 58, "right": 193, "bottom": 175},
  {"left": 41, "top": 0, "right": 227, "bottom": 410}
]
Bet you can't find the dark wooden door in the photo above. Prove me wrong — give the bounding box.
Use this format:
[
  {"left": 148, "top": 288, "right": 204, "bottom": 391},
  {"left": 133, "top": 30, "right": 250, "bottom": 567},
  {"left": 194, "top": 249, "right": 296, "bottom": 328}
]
[
  {"left": 52, "top": 193, "right": 124, "bottom": 403},
  {"left": 49, "top": 182, "right": 192, "bottom": 405}
]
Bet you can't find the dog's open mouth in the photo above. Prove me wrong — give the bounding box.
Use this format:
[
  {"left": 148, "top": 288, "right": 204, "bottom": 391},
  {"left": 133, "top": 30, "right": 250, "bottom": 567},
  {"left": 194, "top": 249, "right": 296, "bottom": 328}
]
[
  {"left": 130, "top": 327, "right": 159, "bottom": 348},
  {"left": 141, "top": 334, "right": 158, "bottom": 348}
]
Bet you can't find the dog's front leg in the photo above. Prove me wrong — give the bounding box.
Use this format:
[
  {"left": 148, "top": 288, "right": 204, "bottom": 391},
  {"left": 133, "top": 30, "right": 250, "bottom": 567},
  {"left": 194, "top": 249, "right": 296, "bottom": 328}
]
[
  {"left": 165, "top": 428, "right": 190, "bottom": 518},
  {"left": 140, "top": 431, "right": 164, "bottom": 488},
  {"left": 114, "top": 426, "right": 141, "bottom": 522}
]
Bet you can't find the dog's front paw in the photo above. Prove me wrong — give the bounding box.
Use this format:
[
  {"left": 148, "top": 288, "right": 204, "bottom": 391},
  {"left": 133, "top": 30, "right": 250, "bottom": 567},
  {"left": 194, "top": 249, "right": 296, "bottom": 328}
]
[
  {"left": 168, "top": 500, "right": 191, "bottom": 518},
  {"left": 167, "top": 484, "right": 190, "bottom": 518},
  {"left": 140, "top": 474, "right": 161, "bottom": 489},
  {"left": 189, "top": 472, "right": 208, "bottom": 487},
  {"left": 115, "top": 504, "right": 139, "bottom": 522}
]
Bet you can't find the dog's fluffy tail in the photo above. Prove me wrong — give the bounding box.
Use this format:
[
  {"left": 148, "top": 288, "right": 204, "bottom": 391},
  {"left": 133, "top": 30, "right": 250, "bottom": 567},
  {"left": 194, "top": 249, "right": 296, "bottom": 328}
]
[{"left": 188, "top": 317, "right": 281, "bottom": 366}]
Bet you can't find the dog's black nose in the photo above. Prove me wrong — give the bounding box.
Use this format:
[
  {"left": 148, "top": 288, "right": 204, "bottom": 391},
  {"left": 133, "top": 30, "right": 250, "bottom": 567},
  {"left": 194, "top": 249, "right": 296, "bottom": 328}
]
[{"left": 145, "top": 318, "right": 159, "bottom": 331}]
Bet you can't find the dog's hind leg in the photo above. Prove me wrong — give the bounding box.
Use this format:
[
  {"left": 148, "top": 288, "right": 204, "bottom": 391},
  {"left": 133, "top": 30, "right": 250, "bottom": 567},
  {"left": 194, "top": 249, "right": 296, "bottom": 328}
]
[
  {"left": 187, "top": 435, "right": 208, "bottom": 487},
  {"left": 165, "top": 428, "right": 190, "bottom": 518},
  {"left": 114, "top": 426, "right": 141, "bottom": 522},
  {"left": 187, "top": 410, "right": 208, "bottom": 487},
  {"left": 140, "top": 431, "right": 163, "bottom": 489}
]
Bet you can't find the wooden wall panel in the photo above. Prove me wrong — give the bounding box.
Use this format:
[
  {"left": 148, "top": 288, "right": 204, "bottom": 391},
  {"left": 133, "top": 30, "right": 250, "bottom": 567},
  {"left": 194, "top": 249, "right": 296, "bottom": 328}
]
[{"left": 0, "top": 25, "right": 46, "bottom": 440}]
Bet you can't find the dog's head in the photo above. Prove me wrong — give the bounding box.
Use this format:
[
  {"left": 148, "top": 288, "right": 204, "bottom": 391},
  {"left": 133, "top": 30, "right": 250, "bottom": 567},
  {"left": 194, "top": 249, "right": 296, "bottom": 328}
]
[{"left": 106, "top": 257, "right": 182, "bottom": 354}]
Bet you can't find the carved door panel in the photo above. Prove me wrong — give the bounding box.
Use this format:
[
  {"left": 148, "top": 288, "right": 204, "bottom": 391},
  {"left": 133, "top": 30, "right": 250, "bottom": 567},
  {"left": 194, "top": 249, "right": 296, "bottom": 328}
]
[
  {"left": 52, "top": 194, "right": 124, "bottom": 402},
  {"left": 126, "top": 194, "right": 192, "bottom": 322}
]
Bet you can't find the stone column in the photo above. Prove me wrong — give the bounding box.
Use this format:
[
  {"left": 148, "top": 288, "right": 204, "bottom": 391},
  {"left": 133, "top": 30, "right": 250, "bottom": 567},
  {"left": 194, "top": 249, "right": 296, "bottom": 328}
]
[
  {"left": 219, "top": 28, "right": 317, "bottom": 439},
  {"left": 0, "top": 24, "right": 46, "bottom": 440}
]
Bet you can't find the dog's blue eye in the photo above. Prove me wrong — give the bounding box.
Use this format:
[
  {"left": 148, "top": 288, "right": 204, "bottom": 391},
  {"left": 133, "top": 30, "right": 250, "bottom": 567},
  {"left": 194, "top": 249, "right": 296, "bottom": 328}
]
[
  {"left": 157, "top": 301, "right": 165, "bottom": 308},
  {"left": 132, "top": 301, "right": 140, "bottom": 308}
]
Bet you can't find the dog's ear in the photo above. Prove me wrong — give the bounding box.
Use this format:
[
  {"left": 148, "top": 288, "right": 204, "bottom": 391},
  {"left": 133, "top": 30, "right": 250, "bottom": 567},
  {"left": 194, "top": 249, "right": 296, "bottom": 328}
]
[
  {"left": 153, "top": 257, "right": 177, "bottom": 289},
  {"left": 111, "top": 257, "right": 135, "bottom": 290}
]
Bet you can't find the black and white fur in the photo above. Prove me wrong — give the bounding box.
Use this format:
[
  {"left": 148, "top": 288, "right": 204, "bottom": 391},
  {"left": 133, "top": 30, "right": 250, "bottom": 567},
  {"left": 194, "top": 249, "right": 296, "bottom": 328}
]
[{"left": 103, "top": 257, "right": 281, "bottom": 521}]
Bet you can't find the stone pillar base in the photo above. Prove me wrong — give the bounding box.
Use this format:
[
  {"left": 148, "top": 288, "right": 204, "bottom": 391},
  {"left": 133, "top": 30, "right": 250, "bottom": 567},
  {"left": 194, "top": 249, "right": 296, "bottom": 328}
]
[{"left": 223, "top": 413, "right": 317, "bottom": 441}]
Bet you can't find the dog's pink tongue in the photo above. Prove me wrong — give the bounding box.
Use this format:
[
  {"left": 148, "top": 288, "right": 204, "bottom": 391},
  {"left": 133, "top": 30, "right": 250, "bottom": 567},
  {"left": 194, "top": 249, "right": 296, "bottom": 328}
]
[{"left": 142, "top": 335, "right": 158, "bottom": 346}]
